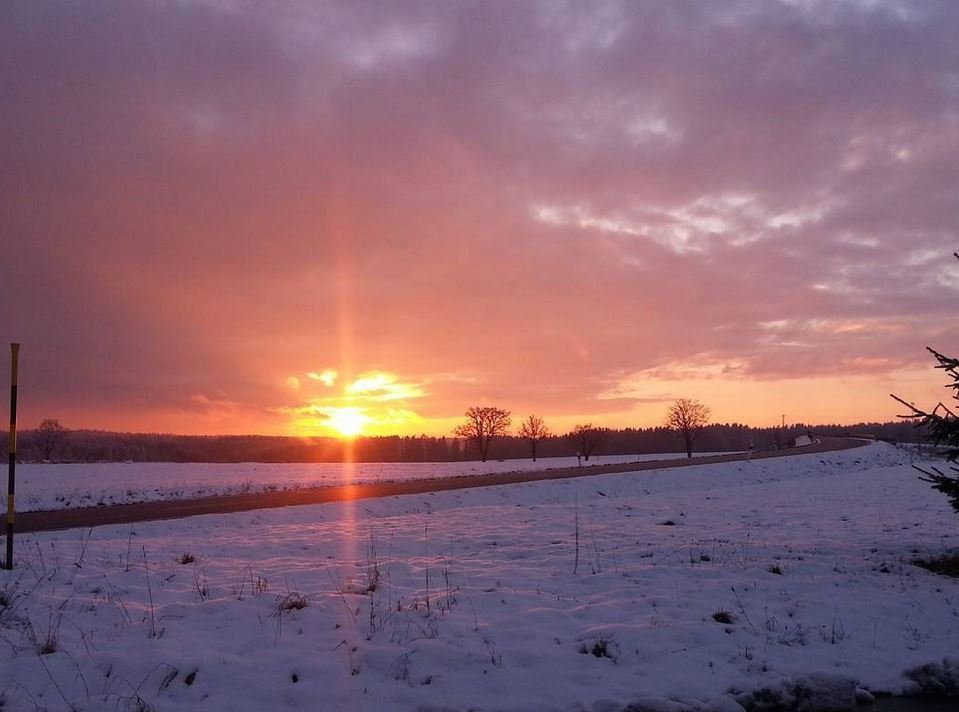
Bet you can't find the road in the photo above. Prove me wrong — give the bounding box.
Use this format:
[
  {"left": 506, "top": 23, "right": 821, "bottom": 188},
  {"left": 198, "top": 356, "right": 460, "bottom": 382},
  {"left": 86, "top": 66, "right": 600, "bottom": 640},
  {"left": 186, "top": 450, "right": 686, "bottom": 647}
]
[{"left": 15, "top": 437, "right": 867, "bottom": 534}]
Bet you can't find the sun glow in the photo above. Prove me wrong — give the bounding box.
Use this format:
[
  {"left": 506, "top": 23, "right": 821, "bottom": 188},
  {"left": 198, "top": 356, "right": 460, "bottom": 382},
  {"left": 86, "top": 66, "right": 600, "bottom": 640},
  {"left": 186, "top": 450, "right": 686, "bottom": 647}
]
[
  {"left": 280, "top": 368, "right": 431, "bottom": 437},
  {"left": 325, "top": 407, "right": 369, "bottom": 438}
]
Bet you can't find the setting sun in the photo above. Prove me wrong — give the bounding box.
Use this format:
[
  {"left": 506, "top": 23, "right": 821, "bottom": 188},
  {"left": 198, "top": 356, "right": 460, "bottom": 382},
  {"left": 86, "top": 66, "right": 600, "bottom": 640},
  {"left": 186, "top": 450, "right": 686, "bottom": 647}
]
[{"left": 325, "top": 407, "right": 369, "bottom": 438}]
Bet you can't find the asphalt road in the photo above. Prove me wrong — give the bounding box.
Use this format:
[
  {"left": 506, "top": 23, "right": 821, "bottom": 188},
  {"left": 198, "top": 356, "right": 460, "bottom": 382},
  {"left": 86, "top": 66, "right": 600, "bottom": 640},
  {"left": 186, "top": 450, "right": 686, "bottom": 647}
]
[{"left": 14, "top": 436, "right": 867, "bottom": 534}]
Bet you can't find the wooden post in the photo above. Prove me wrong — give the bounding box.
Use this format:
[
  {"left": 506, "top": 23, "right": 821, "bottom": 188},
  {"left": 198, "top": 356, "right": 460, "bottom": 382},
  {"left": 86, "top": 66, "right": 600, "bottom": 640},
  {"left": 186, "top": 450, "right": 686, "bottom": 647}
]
[{"left": 5, "top": 343, "right": 19, "bottom": 570}]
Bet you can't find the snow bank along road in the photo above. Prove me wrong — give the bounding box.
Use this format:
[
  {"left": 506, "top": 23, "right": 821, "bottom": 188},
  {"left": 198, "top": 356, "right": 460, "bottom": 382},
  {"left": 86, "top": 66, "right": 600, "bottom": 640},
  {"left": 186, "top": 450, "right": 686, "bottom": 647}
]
[{"left": 16, "top": 437, "right": 865, "bottom": 533}]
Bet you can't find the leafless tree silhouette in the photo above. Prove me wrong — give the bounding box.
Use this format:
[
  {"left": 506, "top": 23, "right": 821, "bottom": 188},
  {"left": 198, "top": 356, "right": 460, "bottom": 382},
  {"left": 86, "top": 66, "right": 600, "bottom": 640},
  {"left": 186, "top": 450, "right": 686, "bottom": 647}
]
[
  {"left": 518, "top": 414, "right": 550, "bottom": 461},
  {"left": 453, "top": 407, "right": 512, "bottom": 462},
  {"left": 37, "top": 418, "right": 67, "bottom": 461},
  {"left": 568, "top": 423, "right": 605, "bottom": 462},
  {"left": 665, "top": 399, "right": 711, "bottom": 458}
]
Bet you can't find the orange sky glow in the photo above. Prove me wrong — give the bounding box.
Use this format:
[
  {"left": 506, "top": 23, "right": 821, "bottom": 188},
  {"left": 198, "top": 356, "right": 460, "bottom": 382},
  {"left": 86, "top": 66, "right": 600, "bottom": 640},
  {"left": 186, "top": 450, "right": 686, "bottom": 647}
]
[{"left": 2, "top": 1, "right": 957, "bottom": 440}]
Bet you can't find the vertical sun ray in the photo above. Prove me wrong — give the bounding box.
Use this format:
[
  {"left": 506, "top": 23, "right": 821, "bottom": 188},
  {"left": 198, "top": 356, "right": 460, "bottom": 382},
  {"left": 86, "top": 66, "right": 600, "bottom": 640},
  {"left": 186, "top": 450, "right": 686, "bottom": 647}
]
[{"left": 326, "top": 193, "right": 360, "bottom": 599}]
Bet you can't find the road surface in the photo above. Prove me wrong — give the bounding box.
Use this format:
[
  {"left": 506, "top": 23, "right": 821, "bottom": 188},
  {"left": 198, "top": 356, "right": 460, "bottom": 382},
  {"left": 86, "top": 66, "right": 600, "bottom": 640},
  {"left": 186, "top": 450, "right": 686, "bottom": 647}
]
[{"left": 15, "top": 437, "right": 867, "bottom": 534}]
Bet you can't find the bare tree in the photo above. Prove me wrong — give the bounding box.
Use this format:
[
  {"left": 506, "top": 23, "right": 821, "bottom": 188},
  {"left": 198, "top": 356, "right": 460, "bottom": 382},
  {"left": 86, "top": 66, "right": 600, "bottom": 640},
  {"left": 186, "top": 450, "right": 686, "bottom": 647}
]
[
  {"left": 518, "top": 415, "right": 550, "bottom": 462},
  {"left": 567, "top": 423, "right": 605, "bottom": 462},
  {"left": 453, "top": 407, "right": 511, "bottom": 462},
  {"left": 37, "top": 418, "right": 67, "bottom": 461},
  {"left": 664, "top": 398, "right": 711, "bottom": 458}
]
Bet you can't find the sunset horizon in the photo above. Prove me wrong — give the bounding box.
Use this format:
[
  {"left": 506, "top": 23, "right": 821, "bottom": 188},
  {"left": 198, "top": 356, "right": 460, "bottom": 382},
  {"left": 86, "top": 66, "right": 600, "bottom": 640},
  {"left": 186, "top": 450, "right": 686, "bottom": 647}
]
[
  {"left": 6, "top": 360, "right": 944, "bottom": 440},
  {"left": 4, "top": 3, "right": 959, "bottom": 708},
  {"left": 2, "top": 1, "right": 956, "bottom": 440}
]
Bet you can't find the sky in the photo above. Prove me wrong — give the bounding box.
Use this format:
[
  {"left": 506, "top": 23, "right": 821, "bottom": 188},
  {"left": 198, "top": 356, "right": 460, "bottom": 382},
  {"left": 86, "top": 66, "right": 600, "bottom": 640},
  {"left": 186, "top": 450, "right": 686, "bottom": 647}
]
[{"left": 1, "top": 0, "right": 958, "bottom": 438}]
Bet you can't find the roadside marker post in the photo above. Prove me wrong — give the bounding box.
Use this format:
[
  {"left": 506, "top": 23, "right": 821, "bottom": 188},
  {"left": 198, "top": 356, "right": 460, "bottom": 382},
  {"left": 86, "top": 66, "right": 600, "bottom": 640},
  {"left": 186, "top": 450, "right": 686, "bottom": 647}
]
[{"left": 5, "top": 343, "right": 19, "bottom": 570}]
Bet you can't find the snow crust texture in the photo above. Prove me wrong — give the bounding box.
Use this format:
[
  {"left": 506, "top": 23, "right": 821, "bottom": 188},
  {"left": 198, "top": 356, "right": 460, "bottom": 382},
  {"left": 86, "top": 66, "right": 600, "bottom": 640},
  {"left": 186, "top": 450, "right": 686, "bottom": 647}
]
[{"left": 1, "top": 442, "right": 957, "bottom": 712}]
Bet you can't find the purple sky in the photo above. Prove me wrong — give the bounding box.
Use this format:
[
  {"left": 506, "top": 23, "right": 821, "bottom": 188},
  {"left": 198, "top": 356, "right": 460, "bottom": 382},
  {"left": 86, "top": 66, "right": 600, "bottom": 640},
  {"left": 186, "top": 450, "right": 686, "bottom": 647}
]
[{"left": 2, "top": 0, "right": 957, "bottom": 436}]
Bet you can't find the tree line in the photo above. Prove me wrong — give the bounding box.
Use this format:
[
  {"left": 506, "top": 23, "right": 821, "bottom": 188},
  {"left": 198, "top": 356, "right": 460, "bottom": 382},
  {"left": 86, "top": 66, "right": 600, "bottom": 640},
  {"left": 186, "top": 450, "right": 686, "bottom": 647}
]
[
  {"left": 452, "top": 402, "right": 717, "bottom": 463},
  {"left": 16, "top": 416, "right": 924, "bottom": 464}
]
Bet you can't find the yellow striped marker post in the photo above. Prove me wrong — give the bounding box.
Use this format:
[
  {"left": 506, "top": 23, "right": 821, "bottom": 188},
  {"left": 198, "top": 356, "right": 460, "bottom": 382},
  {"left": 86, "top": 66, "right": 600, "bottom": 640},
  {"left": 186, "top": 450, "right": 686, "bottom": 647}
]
[{"left": 5, "top": 343, "right": 19, "bottom": 570}]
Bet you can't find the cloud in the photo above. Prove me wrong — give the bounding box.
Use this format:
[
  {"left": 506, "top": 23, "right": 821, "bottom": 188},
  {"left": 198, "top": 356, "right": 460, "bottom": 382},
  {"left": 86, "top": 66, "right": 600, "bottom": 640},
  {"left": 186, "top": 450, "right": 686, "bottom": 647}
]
[
  {"left": 276, "top": 370, "right": 427, "bottom": 434},
  {"left": 2, "top": 0, "right": 957, "bottom": 432},
  {"left": 345, "top": 372, "right": 425, "bottom": 402},
  {"left": 308, "top": 370, "right": 339, "bottom": 387}
]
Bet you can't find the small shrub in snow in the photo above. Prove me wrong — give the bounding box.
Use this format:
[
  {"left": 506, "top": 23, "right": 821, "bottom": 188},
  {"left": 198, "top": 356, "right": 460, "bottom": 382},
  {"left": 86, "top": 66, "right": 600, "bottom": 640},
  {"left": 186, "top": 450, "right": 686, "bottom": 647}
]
[
  {"left": 25, "top": 612, "right": 61, "bottom": 655},
  {"left": 193, "top": 570, "right": 210, "bottom": 600},
  {"left": 914, "top": 552, "right": 959, "bottom": 578},
  {"left": 906, "top": 657, "right": 959, "bottom": 695},
  {"left": 275, "top": 592, "right": 308, "bottom": 613},
  {"left": 483, "top": 638, "right": 502, "bottom": 667},
  {"left": 120, "top": 697, "right": 156, "bottom": 712},
  {"left": 821, "top": 614, "right": 846, "bottom": 645},
  {"left": 735, "top": 673, "right": 858, "bottom": 712},
  {"left": 712, "top": 610, "right": 735, "bottom": 625},
  {"left": 578, "top": 637, "right": 618, "bottom": 660},
  {"left": 776, "top": 623, "right": 809, "bottom": 647},
  {"left": 251, "top": 574, "right": 269, "bottom": 595},
  {"left": 767, "top": 564, "right": 783, "bottom": 575},
  {"left": 364, "top": 533, "right": 382, "bottom": 593},
  {"left": 234, "top": 567, "right": 269, "bottom": 599},
  {"left": 175, "top": 553, "right": 195, "bottom": 565},
  {"left": 0, "top": 578, "right": 19, "bottom": 619}
]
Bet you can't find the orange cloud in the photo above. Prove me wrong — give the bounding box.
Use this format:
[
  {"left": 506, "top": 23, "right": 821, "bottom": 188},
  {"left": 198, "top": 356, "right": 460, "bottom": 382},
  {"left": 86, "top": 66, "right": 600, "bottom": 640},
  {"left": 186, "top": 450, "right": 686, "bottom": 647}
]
[
  {"left": 277, "top": 370, "right": 428, "bottom": 436},
  {"left": 345, "top": 372, "right": 426, "bottom": 401},
  {"left": 308, "top": 369, "right": 339, "bottom": 387},
  {"left": 4, "top": 2, "right": 958, "bottom": 437}
]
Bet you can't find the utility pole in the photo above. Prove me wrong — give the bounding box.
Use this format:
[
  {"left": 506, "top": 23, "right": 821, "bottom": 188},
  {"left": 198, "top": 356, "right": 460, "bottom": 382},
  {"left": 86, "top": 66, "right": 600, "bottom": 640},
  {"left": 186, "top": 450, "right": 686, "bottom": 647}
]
[
  {"left": 781, "top": 414, "right": 785, "bottom": 429},
  {"left": 5, "top": 343, "right": 19, "bottom": 570}
]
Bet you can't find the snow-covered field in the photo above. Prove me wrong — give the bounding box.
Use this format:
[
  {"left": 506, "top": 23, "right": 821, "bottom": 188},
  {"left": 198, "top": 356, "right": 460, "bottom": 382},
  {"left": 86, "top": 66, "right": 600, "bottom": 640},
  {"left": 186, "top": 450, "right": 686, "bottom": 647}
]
[
  {"left": 7, "top": 452, "right": 734, "bottom": 512},
  {"left": 1, "top": 442, "right": 957, "bottom": 711}
]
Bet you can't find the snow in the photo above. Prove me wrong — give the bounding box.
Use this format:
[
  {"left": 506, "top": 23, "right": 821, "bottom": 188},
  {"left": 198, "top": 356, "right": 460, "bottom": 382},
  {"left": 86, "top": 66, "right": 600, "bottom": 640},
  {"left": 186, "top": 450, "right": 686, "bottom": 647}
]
[
  {"left": 5, "top": 452, "right": 735, "bottom": 512},
  {"left": 1, "top": 442, "right": 957, "bottom": 711}
]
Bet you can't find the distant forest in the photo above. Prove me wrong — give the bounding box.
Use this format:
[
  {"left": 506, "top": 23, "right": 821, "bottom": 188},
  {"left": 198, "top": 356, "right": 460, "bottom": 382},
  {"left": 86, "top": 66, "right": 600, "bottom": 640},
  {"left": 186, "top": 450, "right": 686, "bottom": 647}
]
[{"left": 15, "top": 420, "right": 925, "bottom": 464}]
